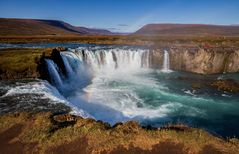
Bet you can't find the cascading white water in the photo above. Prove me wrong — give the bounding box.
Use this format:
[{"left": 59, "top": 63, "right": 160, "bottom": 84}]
[
  {"left": 44, "top": 47, "right": 150, "bottom": 94},
  {"left": 45, "top": 59, "right": 63, "bottom": 88},
  {"left": 62, "top": 48, "right": 150, "bottom": 74},
  {"left": 43, "top": 47, "right": 168, "bottom": 124},
  {"left": 60, "top": 53, "right": 74, "bottom": 77},
  {"left": 161, "top": 50, "right": 171, "bottom": 73}
]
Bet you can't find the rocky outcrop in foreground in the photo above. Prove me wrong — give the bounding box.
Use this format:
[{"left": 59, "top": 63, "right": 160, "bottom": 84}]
[
  {"left": 150, "top": 47, "right": 239, "bottom": 74},
  {"left": 0, "top": 112, "right": 238, "bottom": 154}
]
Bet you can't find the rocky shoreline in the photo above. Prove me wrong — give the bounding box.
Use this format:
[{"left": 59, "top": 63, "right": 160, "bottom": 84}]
[{"left": 0, "top": 112, "right": 238, "bottom": 154}]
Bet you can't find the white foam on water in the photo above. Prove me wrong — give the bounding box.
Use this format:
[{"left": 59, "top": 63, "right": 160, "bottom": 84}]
[
  {"left": 3, "top": 80, "right": 65, "bottom": 102},
  {"left": 81, "top": 69, "right": 180, "bottom": 122},
  {"left": 183, "top": 89, "right": 196, "bottom": 96},
  {"left": 221, "top": 94, "right": 231, "bottom": 97},
  {"left": 1, "top": 80, "right": 91, "bottom": 118},
  {"left": 67, "top": 93, "right": 129, "bottom": 124}
]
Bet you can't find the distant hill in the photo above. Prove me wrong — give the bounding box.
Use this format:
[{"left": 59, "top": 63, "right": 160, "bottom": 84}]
[
  {"left": 0, "top": 18, "right": 113, "bottom": 36},
  {"left": 134, "top": 24, "right": 239, "bottom": 36},
  {"left": 2, "top": 19, "right": 239, "bottom": 37}
]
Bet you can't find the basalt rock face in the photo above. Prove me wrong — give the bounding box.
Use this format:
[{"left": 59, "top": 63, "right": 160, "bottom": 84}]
[
  {"left": 38, "top": 47, "right": 68, "bottom": 83},
  {"left": 149, "top": 47, "right": 239, "bottom": 74},
  {"left": 50, "top": 48, "right": 67, "bottom": 76}
]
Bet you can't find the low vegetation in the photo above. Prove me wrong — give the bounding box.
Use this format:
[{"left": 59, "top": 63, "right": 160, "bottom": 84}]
[
  {"left": 0, "top": 48, "right": 51, "bottom": 79},
  {"left": 1, "top": 35, "right": 239, "bottom": 48},
  {"left": 0, "top": 112, "right": 238, "bottom": 154}
]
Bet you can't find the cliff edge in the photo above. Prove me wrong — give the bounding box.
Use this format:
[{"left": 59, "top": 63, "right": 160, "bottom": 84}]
[{"left": 150, "top": 47, "right": 239, "bottom": 74}]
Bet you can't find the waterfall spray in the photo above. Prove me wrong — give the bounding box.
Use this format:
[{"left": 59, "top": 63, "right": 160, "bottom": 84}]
[{"left": 45, "top": 47, "right": 151, "bottom": 92}]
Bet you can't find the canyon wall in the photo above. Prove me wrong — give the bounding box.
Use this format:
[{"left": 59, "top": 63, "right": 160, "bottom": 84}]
[{"left": 149, "top": 47, "right": 239, "bottom": 74}]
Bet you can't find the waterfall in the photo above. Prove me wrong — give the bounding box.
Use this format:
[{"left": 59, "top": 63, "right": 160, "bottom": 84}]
[
  {"left": 64, "top": 48, "right": 150, "bottom": 74},
  {"left": 60, "top": 53, "right": 74, "bottom": 77},
  {"left": 45, "top": 47, "right": 150, "bottom": 92},
  {"left": 43, "top": 47, "right": 165, "bottom": 124},
  {"left": 45, "top": 59, "right": 63, "bottom": 88},
  {"left": 161, "top": 50, "right": 171, "bottom": 73}
]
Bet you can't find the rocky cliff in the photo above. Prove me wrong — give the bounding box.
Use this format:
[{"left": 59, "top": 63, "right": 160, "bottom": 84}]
[{"left": 149, "top": 47, "right": 239, "bottom": 74}]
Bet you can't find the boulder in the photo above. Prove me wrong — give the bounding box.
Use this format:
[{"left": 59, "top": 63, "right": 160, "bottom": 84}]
[{"left": 210, "top": 79, "right": 239, "bottom": 93}]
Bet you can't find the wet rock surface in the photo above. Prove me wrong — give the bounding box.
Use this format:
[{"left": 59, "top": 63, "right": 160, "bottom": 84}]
[
  {"left": 0, "top": 94, "right": 71, "bottom": 115},
  {"left": 0, "top": 80, "right": 72, "bottom": 116},
  {"left": 176, "top": 76, "right": 239, "bottom": 94},
  {"left": 210, "top": 79, "right": 239, "bottom": 93}
]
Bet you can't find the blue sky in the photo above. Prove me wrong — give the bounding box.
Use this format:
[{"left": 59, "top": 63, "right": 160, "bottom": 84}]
[{"left": 0, "top": 0, "right": 239, "bottom": 32}]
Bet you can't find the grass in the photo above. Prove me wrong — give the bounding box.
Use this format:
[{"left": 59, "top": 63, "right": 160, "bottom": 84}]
[
  {"left": 0, "top": 48, "right": 51, "bottom": 79},
  {"left": 1, "top": 35, "right": 239, "bottom": 47},
  {"left": 0, "top": 112, "right": 238, "bottom": 153}
]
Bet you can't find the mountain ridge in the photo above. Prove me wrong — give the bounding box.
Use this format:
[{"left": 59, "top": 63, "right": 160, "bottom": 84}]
[
  {"left": 0, "top": 18, "right": 113, "bottom": 36},
  {"left": 134, "top": 23, "right": 239, "bottom": 36},
  {"left": 1, "top": 18, "right": 239, "bottom": 36}
]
